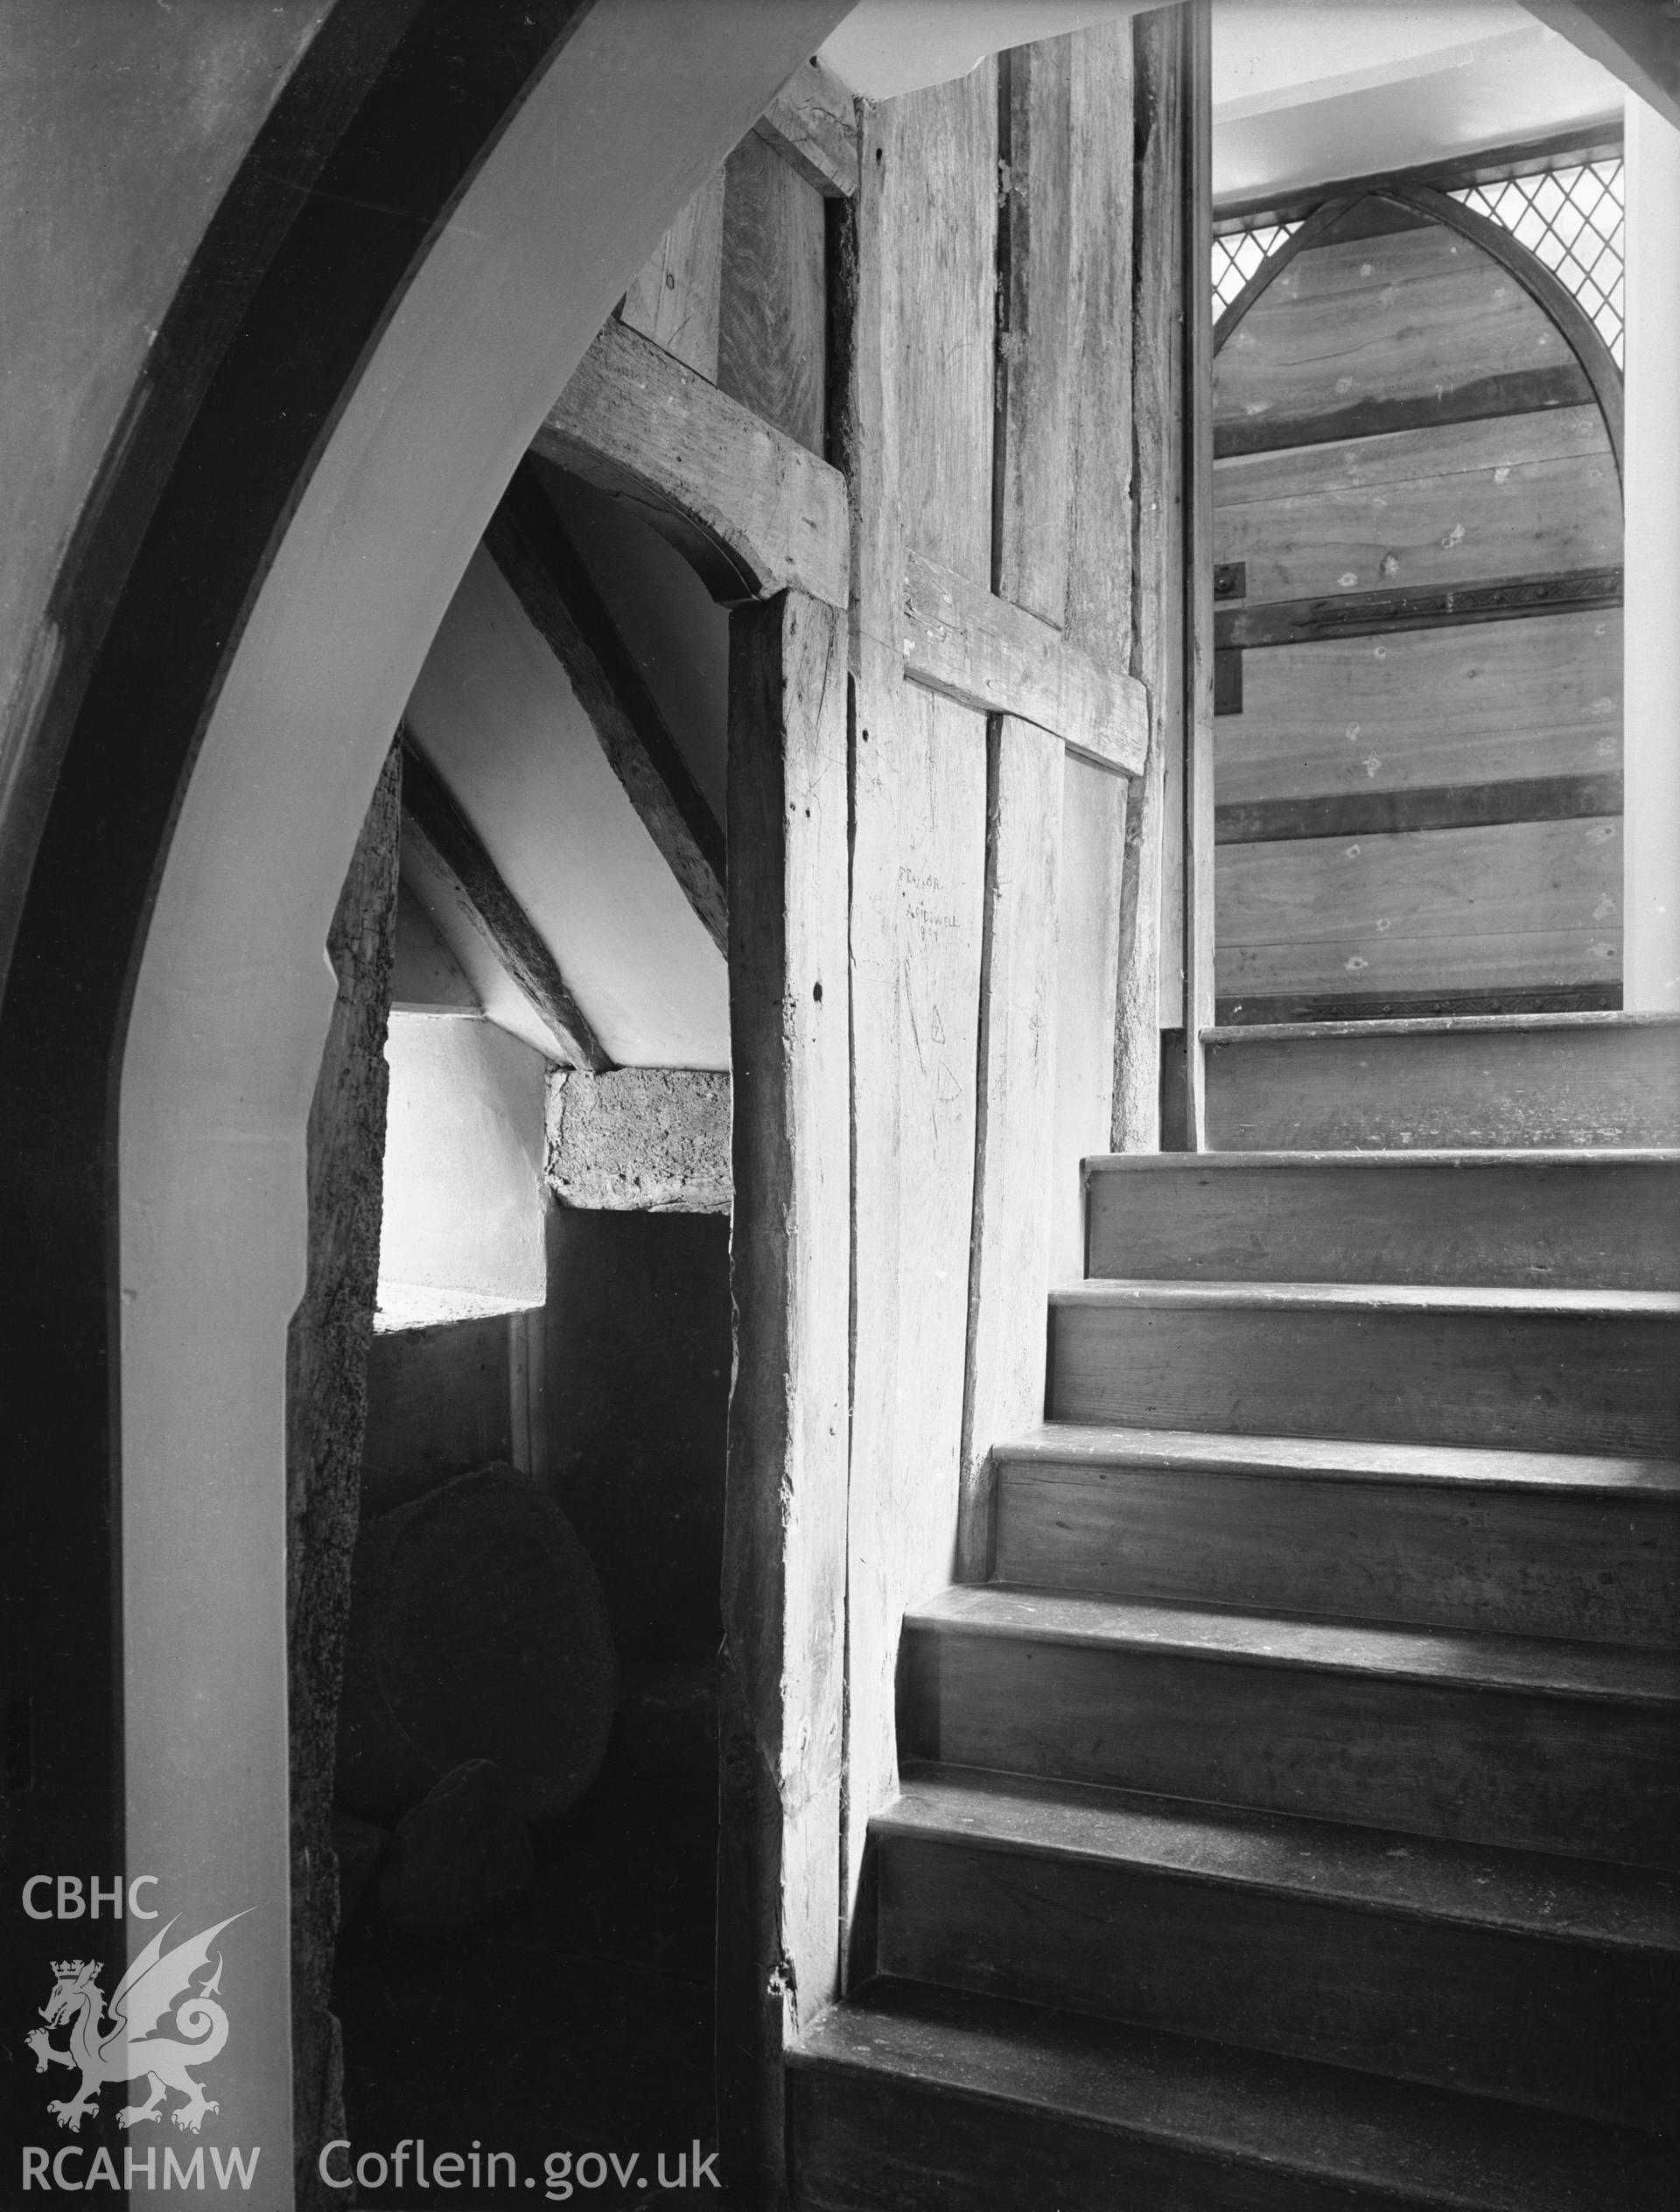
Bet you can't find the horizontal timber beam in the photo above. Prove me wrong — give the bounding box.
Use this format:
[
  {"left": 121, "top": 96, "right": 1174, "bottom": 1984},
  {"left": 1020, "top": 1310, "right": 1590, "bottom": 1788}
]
[
  {"left": 753, "top": 57, "right": 858, "bottom": 198},
  {"left": 400, "top": 733, "right": 612, "bottom": 1074},
  {"left": 1216, "top": 774, "right": 1624, "bottom": 846},
  {"left": 1213, "top": 364, "right": 1596, "bottom": 458},
  {"left": 487, "top": 465, "right": 728, "bottom": 955},
  {"left": 1218, "top": 984, "right": 1621, "bottom": 1026},
  {"left": 532, "top": 316, "right": 850, "bottom": 612},
  {"left": 900, "top": 548, "right": 1148, "bottom": 776},
  {"left": 1217, "top": 567, "right": 1623, "bottom": 650}
]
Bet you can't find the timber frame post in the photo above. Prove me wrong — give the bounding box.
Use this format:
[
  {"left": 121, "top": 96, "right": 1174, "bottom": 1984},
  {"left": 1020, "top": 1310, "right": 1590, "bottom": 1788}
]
[{"left": 719, "top": 590, "right": 851, "bottom": 2201}]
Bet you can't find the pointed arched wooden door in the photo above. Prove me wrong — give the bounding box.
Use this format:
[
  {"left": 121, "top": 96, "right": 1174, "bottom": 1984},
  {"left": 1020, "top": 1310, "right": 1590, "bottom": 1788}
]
[{"left": 1211, "top": 186, "right": 1624, "bottom": 1024}]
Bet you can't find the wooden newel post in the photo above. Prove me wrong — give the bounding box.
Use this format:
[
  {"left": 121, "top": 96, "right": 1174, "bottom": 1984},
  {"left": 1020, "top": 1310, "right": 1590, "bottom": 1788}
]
[{"left": 720, "top": 589, "right": 850, "bottom": 2204}]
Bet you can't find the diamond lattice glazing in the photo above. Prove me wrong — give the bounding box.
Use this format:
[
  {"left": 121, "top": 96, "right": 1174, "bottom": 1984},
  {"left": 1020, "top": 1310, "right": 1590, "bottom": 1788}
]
[
  {"left": 1211, "top": 222, "right": 1301, "bottom": 317},
  {"left": 1450, "top": 161, "right": 1624, "bottom": 365}
]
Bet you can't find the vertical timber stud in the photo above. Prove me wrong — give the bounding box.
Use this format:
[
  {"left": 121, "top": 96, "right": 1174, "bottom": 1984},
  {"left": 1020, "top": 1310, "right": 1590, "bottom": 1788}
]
[
  {"left": 1181, "top": 0, "right": 1217, "bottom": 1147},
  {"left": 721, "top": 590, "right": 850, "bottom": 2206},
  {"left": 1115, "top": 4, "right": 1186, "bottom": 1148}
]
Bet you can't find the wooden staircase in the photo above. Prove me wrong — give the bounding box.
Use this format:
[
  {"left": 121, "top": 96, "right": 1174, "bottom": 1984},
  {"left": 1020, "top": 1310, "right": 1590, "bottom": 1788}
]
[{"left": 789, "top": 1148, "right": 1680, "bottom": 2210}]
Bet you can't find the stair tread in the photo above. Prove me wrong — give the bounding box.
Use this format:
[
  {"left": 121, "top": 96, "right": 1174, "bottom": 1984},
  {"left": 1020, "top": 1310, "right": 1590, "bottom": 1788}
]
[
  {"left": 998, "top": 1424, "right": 1680, "bottom": 1495},
  {"left": 791, "top": 1978, "right": 1673, "bottom": 2212},
  {"left": 878, "top": 1766, "right": 1680, "bottom": 1951},
  {"left": 906, "top": 1586, "right": 1680, "bottom": 1706},
  {"left": 1052, "top": 1278, "right": 1680, "bottom": 1316},
  {"left": 1085, "top": 1148, "right": 1680, "bottom": 1172}
]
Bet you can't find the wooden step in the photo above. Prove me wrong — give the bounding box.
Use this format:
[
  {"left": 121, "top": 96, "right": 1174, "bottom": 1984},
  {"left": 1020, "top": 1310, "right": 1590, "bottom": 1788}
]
[
  {"left": 900, "top": 1587, "right": 1680, "bottom": 1867},
  {"left": 789, "top": 1978, "right": 1676, "bottom": 2212},
  {"left": 1202, "top": 1011, "right": 1680, "bottom": 1152},
  {"left": 1083, "top": 1151, "right": 1680, "bottom": 1291},
  {"left": 991, "top": 1427, "right": 1680, "bottom": 1648},
  {"left": 1047, "top": 1280, "right": 1680, "bottom": 1457},
  {"left": 871, "top": 1768, "right": 1680, "bottom": 2125}
]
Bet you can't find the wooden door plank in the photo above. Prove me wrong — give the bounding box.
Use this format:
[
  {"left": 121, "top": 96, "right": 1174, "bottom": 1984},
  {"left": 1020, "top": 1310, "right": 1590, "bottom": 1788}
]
[
  {"left": 533, "top": 315, "right": 849, "bottom": 610},
  {"left": 618, "top": 168, "right": 725, "bottom": 381},
  {"left": 1216, "top": 611, "right": 1621, "bottom": 803},
  {"left": 958, "top": 715, "right": 1064, "bottom": 1582},
  {"left": 1218, "top": 816, "right": 1622, "bottom": 947},
  {"left": 1218, "top": 925, "right": 1621, "bottom": 1002},
  {"left": 1214, "top": 220, "right": 1587, "bottom": 441},
  {"left": 720, "top": 589, "right": 850, "bottom": 2198},
  {"left": 1214, "top": 448, "right": 1620, "bottom": 606},
  {"left": 901, "top": 546, "right": 1147, "bottom": 774},
  {"left": 1214, "top": 404, "right": 1611, "bottom": 506},
  {"left": 718, "top": 131, "right": 829, "bottom": 455}
]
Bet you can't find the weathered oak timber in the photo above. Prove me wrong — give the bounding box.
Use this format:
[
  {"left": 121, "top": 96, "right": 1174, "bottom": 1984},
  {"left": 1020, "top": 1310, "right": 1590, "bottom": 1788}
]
[
  {"left": 618, "top": 169, "right": 725, "bottom": 382},
  {"left": 994, "top": 1423, "right": 1680, "bottom": 1646},
  {"left": 1217, "top": 774, "right": 1623, "bottom": 844},
  {"left": 753, "top": 55, "right": 858, "bottom": 200},
  {"left": 900, "top": 546, "right": 1147, "bottom": 774},
  {"left": 994, "top": 39, "right": 1074, "bottom": 628},
  {"left": 1181, "top": 0, "right": 1216, "bottom": 1144},
  {"left": 718, "top": 131, "right": 828, "bottom": 455},
  {"left": 720, "top": 591, "right": 850, "bottom": 2203},
  {"left": 286, "top": 745, "right": 400, "bottom": 2202},
  {"left": 486, "top": 466, "right": 728, "bottom": 954},
  {"left": 1204, "top": 1011, "right": 1680, "bottom": 1150},
  {"left": 399, "top": 735, "right": 610, "bottom": 1074},
  {"left": 844, "top": 62, "right": 994, "bottom": 1974},
  {"left": 957, "top": 715, "right": 1063, "bottom": 1580},
  {"left": 533, "top": 316, "right": 849, "bottom": 611},
  {"left": 1113, "top": 5, "right": 1186, "bottom": 1145}
]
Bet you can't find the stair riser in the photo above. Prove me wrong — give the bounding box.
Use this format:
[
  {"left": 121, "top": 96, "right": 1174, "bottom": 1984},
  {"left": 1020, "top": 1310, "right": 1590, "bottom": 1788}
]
[
  {"left": 1085, "top": 1161, "right": 1680, "bottom": 1291},
  {"left": 993, "top": 1464, "right": 1679, "bottom": 1648},
  {"left": 1048, "top": 1303, "right": 1680, "bottom": 1456},
  {"left": 877, "top": 1835, "right": 1676, "bottom": 2127},
  {"left": 792, "top": 2065, "right": 1489, "bottom": 2212},
  {"left": 901, "top": 1630, "right": 1679, "bottom": 1869},
  {"left": 1203, "top": 1020, "right": 1680, "bottom": 1154}
]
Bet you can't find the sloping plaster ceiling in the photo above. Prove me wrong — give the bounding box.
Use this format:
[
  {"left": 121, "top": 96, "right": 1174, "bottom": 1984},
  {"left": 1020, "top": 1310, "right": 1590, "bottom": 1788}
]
[{"left": 1213, "top": 1, "right": 1625, "bottom": 206}]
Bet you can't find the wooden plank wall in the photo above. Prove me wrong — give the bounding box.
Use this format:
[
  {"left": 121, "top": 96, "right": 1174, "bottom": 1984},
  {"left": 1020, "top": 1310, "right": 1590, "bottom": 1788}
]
[
  {"left": 1212, "top": 192, "right": 1624, "bottom": 1023},
  {"left": 846, "top": 60, "right": 996, "bottom": 1929}
]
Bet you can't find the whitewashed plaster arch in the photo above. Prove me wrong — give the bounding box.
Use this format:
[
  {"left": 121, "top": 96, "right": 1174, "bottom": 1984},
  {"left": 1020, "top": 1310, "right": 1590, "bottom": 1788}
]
[{"left": 115, "top": 4, "right": 841, "bottom": 2199}]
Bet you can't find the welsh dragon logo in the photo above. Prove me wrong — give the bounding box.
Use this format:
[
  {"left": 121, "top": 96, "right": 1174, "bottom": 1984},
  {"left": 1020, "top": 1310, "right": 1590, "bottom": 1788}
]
[{"left": 26, "top": 1914, "right": 246, "bottom": 2136}]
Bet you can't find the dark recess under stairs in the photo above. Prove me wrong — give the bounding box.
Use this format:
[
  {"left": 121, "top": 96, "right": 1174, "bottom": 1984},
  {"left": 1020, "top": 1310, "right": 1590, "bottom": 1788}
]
[{"left": 789, "top": 1145, "right": 1680, "bottom": 2210}]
